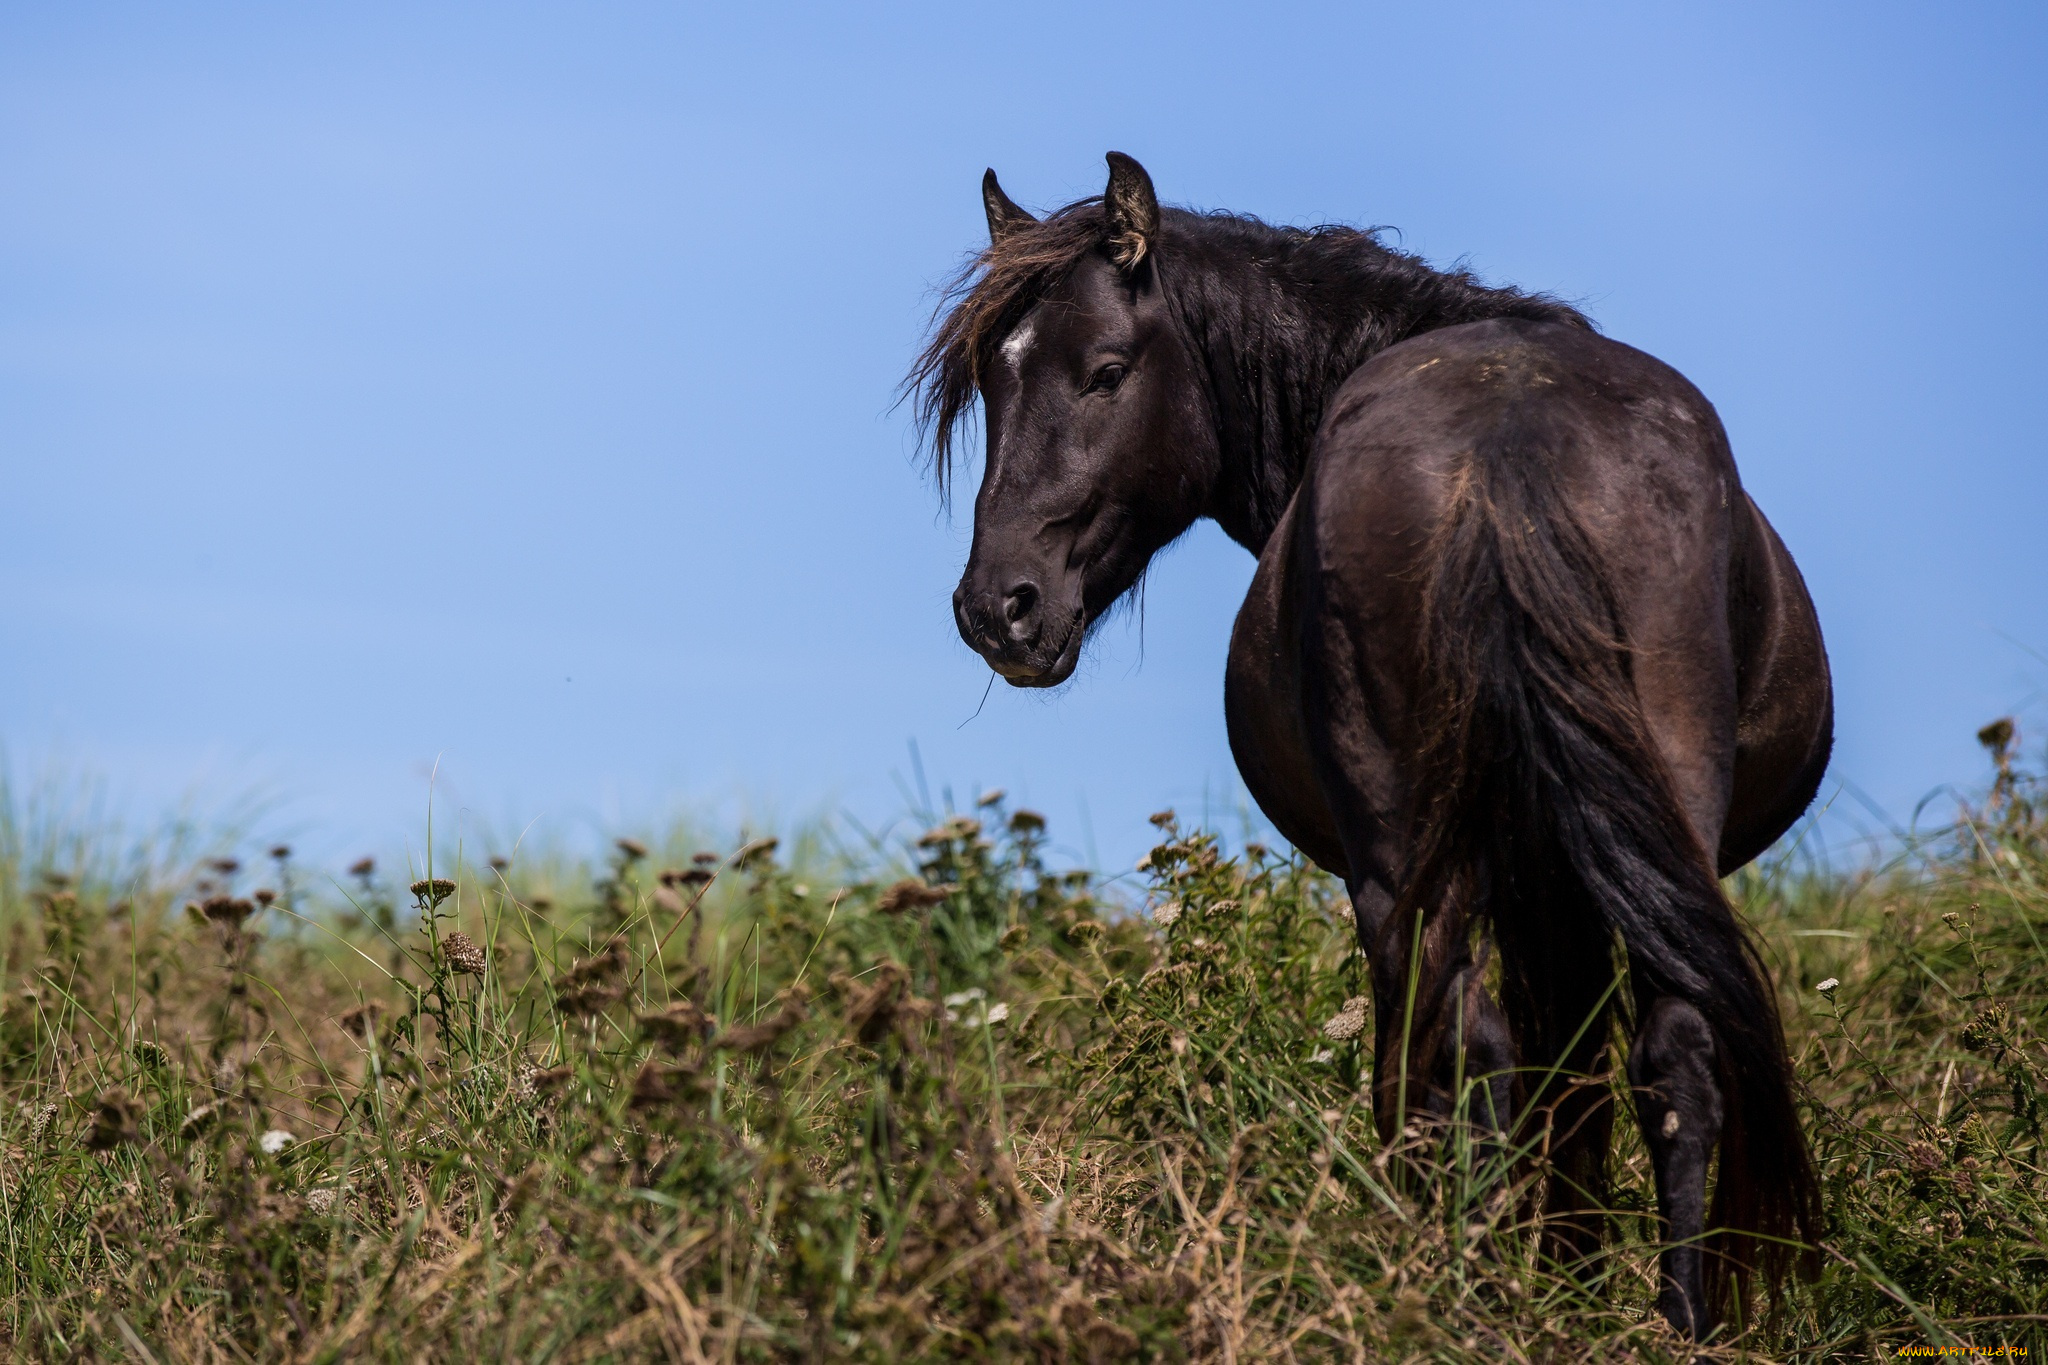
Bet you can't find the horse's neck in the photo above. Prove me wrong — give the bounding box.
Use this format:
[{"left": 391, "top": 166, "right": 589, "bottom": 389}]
[{"left": 1191, "top": 247, "right": 1566, "bottom": 553}]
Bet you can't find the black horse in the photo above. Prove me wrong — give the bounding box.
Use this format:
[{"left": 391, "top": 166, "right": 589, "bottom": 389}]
[{"left": 911, "top": 153, "right": 1829, "bottom": 1336}]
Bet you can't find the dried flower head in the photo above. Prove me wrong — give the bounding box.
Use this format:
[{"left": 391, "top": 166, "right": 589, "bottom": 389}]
[
  {"left": 1979, "top": 716, "right": 2017, "bottom": 756},
  {"left": 651, "top": 885, "right": 686, "bottom": 915},
  {"left": 253, "top": 887, "right": 277, "bottom": 907},
  {"left": 1244, "top": 842, "right": 1269, "bottom": 860},
  {"left": 201, "top": 895, "right": 255, "bottom": 926},
  {"left": 488, "top": 855, "right": 510, "bottom": 871},
  {"left": 27, "top": 1100, "right": 59, "bottom": 1147},
  {"left": 710, "top": 984, "right": 811, "bottom": 1053},
  {"left": 131, "top": 1039, "right": 172, "bottom": 1071},
  {"left": 1009, "top": 809, "right": 1046, "bottom": 834},
  {"left": 1961, "top": 1002, "right": 2015, "bottom": 1057},
  {"left": 878, "top": 878, "right": 957, "bottom": 914},
  {"left": 410, "top": 878, "right": 457, "bottom": 909},
  {"left": 1322, "top": 997, "right": 1369, "bottom": 1042},
  {"left": 269, "top": 844, "right": 292, "bottom": 861},
  {"left": 838, "top": 960, "right": 935, "bottom": 1048},
  {"left": 441, "top": 932, "right": 487, "bottom": 976},
  {"left": 347, "top": 857, "right": 376, "bottom": 879},
  {"left": 629, "top": 1058, "right": 704, "bottom": 1110},
  {"left": 209, "top": 858, "right": 242, "bottom": 877},
  {"left": 337, "top": 1001, "right": 385, "bottom": 1038},
  {"left": 303, "top": 1186, "right": 341, "bottom": 1215},
  {"left": 977, "top": 788, "right": 1006, "bottom": 807},
  {"left": 180, "top": 1100, "right": 226, "bottom": 1139},
  {"left": 85, "top": 1088, "right": 140, "bottom": 1151},
  {"left": 637, "top": 999, "right": 718, "bottom": 1047},
  {"left": 554, "top": 941, "right": 630, "bottom": 1016},
  {"left": 1148, "top": 809, "right": 1177, "bottom": 829},
  {"left": 527, "top": 1064, "right": 575, "bottom": 1095},
  {"left": 615, "top": 838, "right": 649, "bottom": 861},
  {"left": 998, "top": 924, "right": 1029, "bottom": 951},
  {"left": 736, "top": 837, "right": 779, "bottom": 868},
  {"left": 691, "top": 851, "right": 719, "bottom": 866}
]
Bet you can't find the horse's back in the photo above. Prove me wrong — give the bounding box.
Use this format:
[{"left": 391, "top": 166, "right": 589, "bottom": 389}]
[{"left": 1228, "top": 317, "right": 1830, "bottom": 878}]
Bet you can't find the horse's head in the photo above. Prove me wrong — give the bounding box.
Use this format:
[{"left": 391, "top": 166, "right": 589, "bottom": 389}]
[{"left": 938, "top": 154, "right": 1218, "bottom": 688}]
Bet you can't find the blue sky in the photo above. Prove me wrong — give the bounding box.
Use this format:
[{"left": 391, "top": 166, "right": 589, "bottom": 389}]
[{"left": 2, "top": 3, "right": 2044, "bottom": 874}]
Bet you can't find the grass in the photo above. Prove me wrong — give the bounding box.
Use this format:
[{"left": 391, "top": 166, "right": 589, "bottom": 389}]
[{"left": 1, "top": 733, "right": 2045, "bottom": 1362}]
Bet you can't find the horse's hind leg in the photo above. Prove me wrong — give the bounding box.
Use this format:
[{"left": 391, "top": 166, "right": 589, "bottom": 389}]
[
  {"left": 1627, "top": 994, "right": 1726, "bottom": 1337},
  {"left": 1365, "top": 911, "right": 1516, "bottom": 1157},
  {"left": 1536, "top": 1025, "right": 1615, "bottom": 1274},
  {"left": 1445, "top": 958, "right": 1516, "bottom": 1138}
]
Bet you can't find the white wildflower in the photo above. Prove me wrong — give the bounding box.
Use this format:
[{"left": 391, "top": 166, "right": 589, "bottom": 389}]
[
  {"left": 1135, "top": 853, "right": 1152, "bottom": 872},
  {"left": 1817, "top": 977, "right": 1840, "bottom": 994},
  {"left": 1310, "top": 1048, "right": 1334, "bottom": 1064},
  {"left": 942, "top": 988, "right": 986, "bottom": 1009},
  {"left": 1153, "top": 901, "right": 1182, "bottom": 929},
  {"left": 984, "top": 1002, "right": 1009, "bottom": 1025},
  {"left": 1321, "top": 996, "right": 1368, "bottom": 1042},
  {"left": 304, "top": 1185, "right": 342, "bottom": 1214},
  {"left": 258, "top": 1128, "right": 296, "bottom": 1154}
]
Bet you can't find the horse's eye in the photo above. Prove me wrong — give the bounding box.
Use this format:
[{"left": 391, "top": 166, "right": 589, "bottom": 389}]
[{"left": 1085, "top": 363, "right": 1128, "bottom": 395}]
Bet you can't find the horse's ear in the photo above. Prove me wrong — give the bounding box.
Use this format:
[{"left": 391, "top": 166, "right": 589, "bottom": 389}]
[
  {"left": 1103, "top": 151, "right": 1159, "bottom": 271},
  {"left": 982, "top": 169, "right": 1035, "bottom": 245}
]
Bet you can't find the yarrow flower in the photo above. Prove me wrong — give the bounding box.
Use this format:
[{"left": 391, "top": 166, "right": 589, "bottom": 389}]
[
  {"left": 410, "top": 878, "right": 456, "bottom": 908},
  {"left": 1816, "top": 977, "right": 1840, "bottom": 995},
  {"left": 1153, "top": 901, "right": 1182, "bottom": 929},
  {"left": 259, "top": 1128, "right": 296, "bottom": 1154},
  {"left": 441, "top": 931, "right": 487, "bottom": 976},
  {"left": 1322, "top": 996, "right": 1368, "bottom": 1041}
]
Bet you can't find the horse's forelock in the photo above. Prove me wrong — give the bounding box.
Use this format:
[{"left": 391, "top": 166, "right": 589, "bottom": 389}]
[{"left": 908, "top": 200, "right": 1109, "bottom": 498}]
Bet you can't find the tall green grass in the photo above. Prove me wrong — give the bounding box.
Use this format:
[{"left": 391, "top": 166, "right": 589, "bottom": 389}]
[{"left": 1, "top": 733, "right": 2044, "bottom": 1360}]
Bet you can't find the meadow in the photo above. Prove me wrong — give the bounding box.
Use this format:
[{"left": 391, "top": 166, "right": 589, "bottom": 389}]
[{"left": 2, "top": 726, "right": 2044, "bottom": 1362}]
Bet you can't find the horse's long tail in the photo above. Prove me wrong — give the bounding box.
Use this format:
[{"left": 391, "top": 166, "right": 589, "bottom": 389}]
[{"left": 1392, "top": 425, "right": 1820, "bottom": 1311}]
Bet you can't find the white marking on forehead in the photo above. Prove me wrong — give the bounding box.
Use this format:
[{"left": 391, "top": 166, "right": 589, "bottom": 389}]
[{"left": 1000, "top": 319, "right": 1037, "bottom": 369}]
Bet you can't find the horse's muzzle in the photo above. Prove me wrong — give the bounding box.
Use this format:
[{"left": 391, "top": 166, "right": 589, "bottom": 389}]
[{"left": 952, "top": 574, "right": 1080, "bottom": 686}]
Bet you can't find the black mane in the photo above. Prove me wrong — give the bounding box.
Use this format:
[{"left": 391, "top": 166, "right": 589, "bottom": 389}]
[{"left": 910, "top": 198, "right": 1590, "bottom": 543}]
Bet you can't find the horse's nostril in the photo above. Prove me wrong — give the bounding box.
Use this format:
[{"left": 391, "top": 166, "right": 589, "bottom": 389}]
[{"left": 1002, "top": 582, "right": 1039, "bottom": 625}]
